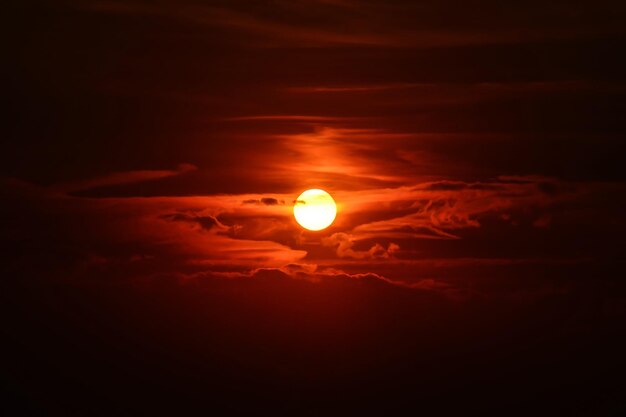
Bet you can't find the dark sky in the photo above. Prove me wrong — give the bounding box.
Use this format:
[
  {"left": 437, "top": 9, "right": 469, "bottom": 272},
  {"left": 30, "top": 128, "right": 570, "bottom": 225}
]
[{"left": 3, "top": 1, "right": 626, "bottom": 415}]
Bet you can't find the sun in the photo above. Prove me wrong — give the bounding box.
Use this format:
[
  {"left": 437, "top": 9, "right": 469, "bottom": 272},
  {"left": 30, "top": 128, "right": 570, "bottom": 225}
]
[{"left": 293, "top": 189, "right": 337, "bottom": 231}]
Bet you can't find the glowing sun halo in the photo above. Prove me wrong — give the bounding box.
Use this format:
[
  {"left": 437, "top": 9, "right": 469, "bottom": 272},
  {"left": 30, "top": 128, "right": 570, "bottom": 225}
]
[{"left": 293, "top": 189, "right": 337, "bottom": 231}]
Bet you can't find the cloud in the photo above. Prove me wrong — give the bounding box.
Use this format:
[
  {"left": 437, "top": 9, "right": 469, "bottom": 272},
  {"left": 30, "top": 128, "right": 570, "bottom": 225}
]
[
  {"left": 159, "top": 212, "right": 228, "bottom": 231},
  {"left": 224, "top": 115, "right": 355, "bottom": 123},
  {"left": 81, "top": 1, "right": 626, "bottom": 48},
  {"left": 58, "top": 164, "right": 198, "bottom": 195},
  {"left": 323, "top": 232, "right": 400, "bottom": 259},
  {"left": 287, "top": 83, "right": 425, "bottom": 93},
  {"left": 192, "top": 264, "right": 441, "bottom": 294},
  {"left": 4, "top": 172, "right": 624, "bottom": 300},
  {"left": 288, "top": 81, "right": 623, "bottom": 95},
  {"left": 242, "top": 197, "right": 284, "bottom": 206},
  {"left": 419, "top": 181, "right": 505, "bottom": 191}
]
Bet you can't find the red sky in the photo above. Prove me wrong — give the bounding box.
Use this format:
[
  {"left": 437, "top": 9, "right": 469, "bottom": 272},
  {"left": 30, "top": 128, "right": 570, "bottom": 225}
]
[{"left": 4, "top": 1, "right": 626, "bottom": 415}]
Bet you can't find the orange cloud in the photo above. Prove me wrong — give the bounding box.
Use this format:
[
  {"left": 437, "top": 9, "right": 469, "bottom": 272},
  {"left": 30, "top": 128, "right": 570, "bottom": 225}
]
[{"left": 323, "top": 232, "right": 400, "bottom": 259}]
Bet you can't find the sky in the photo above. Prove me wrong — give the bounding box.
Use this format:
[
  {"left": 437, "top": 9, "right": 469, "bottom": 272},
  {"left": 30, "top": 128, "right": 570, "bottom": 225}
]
[{"left": 4, "top": 1, "right": 626, "bottom": 415}]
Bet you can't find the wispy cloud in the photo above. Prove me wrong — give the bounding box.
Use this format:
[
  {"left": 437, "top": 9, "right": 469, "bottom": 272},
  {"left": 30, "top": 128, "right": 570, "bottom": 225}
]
[
  {"left": 82, "top": 1, "right": 626, "bottom": 48},
  {"left": 287, "top": 83, "right": 425, "bottom": 93},
  {"left": 55, "top": 164, "right": 198, "bottom": 195},
  {"left": 223, "top": 115, "right": 357, "bottom": 122}
]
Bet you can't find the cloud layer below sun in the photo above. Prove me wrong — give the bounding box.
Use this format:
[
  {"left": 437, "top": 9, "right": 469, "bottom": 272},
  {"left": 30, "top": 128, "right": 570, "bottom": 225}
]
[{"left": 4, "top": 163, "right": 624, "bottom": 301}]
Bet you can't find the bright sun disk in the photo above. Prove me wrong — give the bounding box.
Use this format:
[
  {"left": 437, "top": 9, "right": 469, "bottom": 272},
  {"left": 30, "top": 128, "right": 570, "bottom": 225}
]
[{"left": 293, "top": 189, "right": 337, "bottom": 231}]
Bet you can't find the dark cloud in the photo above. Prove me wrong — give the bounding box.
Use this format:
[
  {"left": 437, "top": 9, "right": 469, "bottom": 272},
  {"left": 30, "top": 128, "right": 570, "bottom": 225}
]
[
  {"left": 420, "top": 181, "right": 507, "bottom": 191},
  {"left": 160, "top": 212, "right": 225, "bottom": 231},
  {"left": 242, "top": 197, "right": 284, "bottom": 205},
  {"left": 77, "top": 0, "right": 626, "bottom": 48},
  {"left": 536, "top": 180, "right": 561, "bottom": 196}
]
